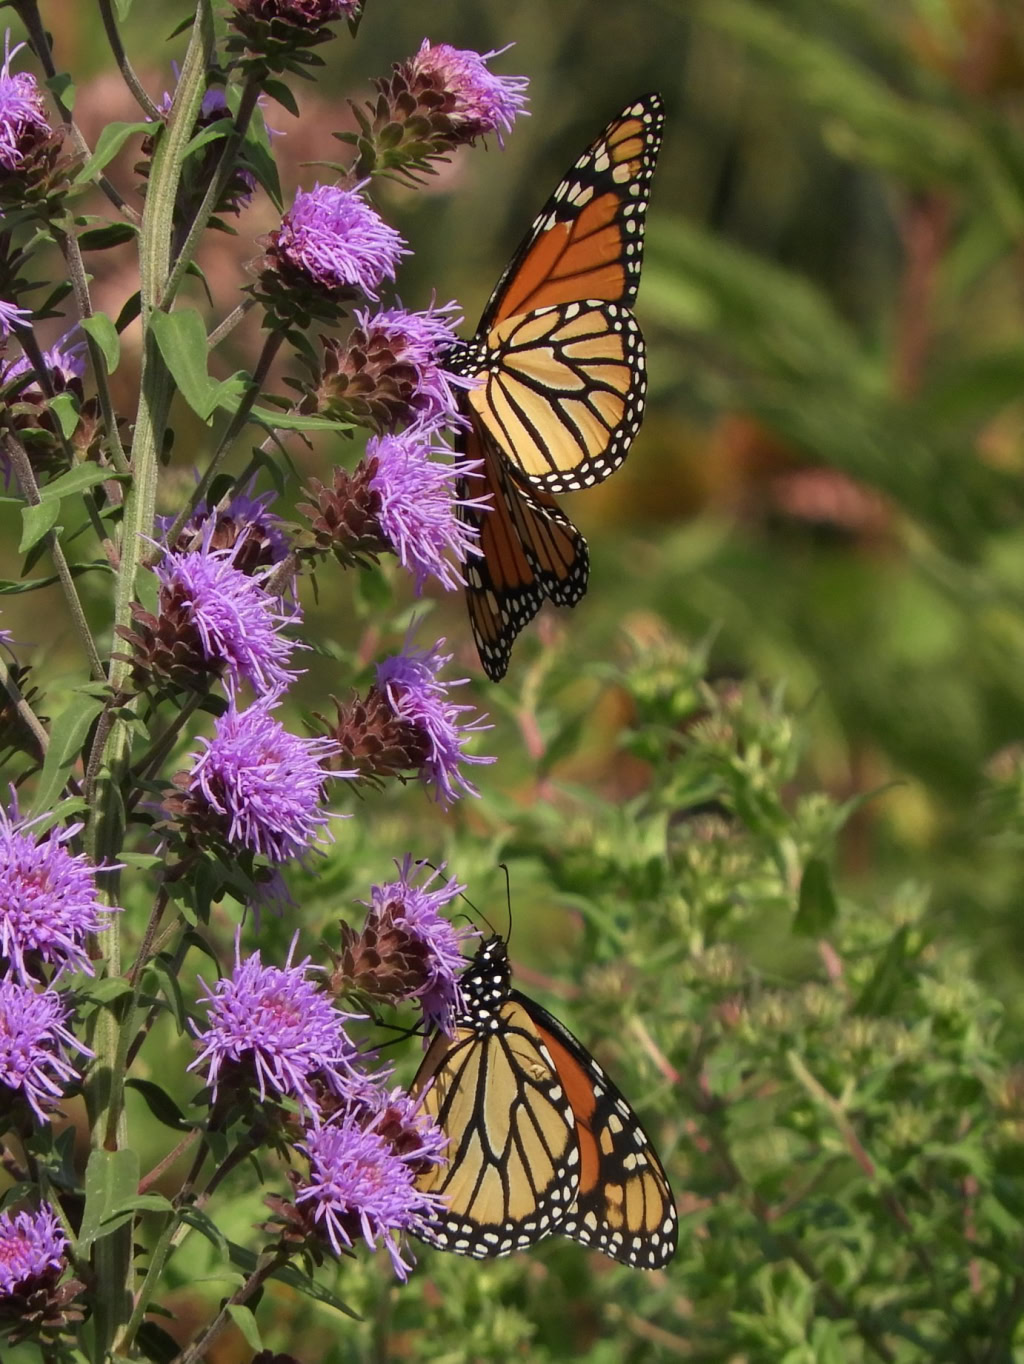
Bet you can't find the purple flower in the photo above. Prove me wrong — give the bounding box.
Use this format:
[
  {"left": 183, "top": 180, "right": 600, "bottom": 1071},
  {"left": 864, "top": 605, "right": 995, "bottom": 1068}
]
[
  {"left": 190, "top": 933, "right": 359, "bottom": 1118},
  {"left": 366, "top": 430, "right": 489, "bottom": 594},
  {"left": 0, "top": 34, "right": 51, "bottom": 172},
  {"left": 154, "top": 531, "right": 302, "bottom": 695},
  {"left": 353, "top": 301, "right": 471, "bottom": 433},
  {"left": 0, "top": 1203, "right": 68, "bottom": 1297},
  {"left": 375, "top": 639, "right": 494, "bottom": 804},
  {"left": 1, "top": 330, "right": 86, "bottom": 396},
  {"left": 185, "top": 694, "right": 349, "bottom": 863},
  {"left": 296, "top": 1094, "right": 446, "bottom": 1279},
  {"left": 0, "top": 299, "right": 31, "bottom": 339},
  {"left": 367, "top": 856, "right": 475, "bottom": 1033},
  {"left": 409, "top": 41, "right": 528, "bottom": 146},
  {"left": 158, "top": 478, "right": 290, "bottom": 570},
  {"left": 0, "top": 981, "right": 92, "bottom": 1124},
  {"left": 274, "top": 184, "right": 407, "bottom": 300},
  {"left": 0, "top": 800, "right": 118, "bottom": 983}
]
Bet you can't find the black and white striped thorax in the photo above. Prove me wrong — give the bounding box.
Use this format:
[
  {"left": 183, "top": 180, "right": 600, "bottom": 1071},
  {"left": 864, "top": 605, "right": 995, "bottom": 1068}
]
[{"left": 455, "top": 934, "right": 514, "bottom": 1036}]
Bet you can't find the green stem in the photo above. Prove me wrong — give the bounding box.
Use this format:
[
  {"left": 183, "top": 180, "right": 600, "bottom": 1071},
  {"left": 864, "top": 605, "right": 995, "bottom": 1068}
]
[
  {"left": 175, "top": 1248, "right": 289, "bottom": 1364},
  {"left": 0, "top": 432, "right": 105, "bottom": 683},
  {"left": 0, "top": 651, "right": 48, "bottom": 757},
  {"left": 82, "top": 7, "right": 217, "bottom": 1359},
  {"left": 159, "top": 76, "right": 262, "bottom": 311},
  {"left": 97, "top": 0, "right": 161, "bottom": 119}
]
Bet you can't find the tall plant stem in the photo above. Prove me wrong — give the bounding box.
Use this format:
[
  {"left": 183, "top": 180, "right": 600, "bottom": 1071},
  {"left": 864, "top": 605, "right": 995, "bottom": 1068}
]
[{"left": 80, "top": 6, "right": 216, "bottom": 1359}]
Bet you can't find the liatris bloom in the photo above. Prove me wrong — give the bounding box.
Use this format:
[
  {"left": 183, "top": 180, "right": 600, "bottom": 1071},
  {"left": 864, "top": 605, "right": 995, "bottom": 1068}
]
[
  {"left": 144, "top": 79, "right": 259, "bottom": 219},
  {"left": 0, "top": 981, "right": 92, "bottom": 1123},
  {"left": 270, "top": 184, "right": 407, "bottom": 302},
  {"left": 1, "top": 331, "right": 86, "bottom": 397},
  {"left": 407, "top": 41, "right": 528, "bottom": 146},
  {"left": 180, "top": 694, "right": 348, "bottom": 863},
  {"left": 158, "top": 480, "right": 290, "bottom": 575},
  {"left": 334, "top": 857, "right": 474, "bottom": 1034},
  {"left": 374, "top": 640, "right": 494, "bottom": 803},
  {"left": 299, "top": 431, "right": 487, "bottom": 591},
  {"left": 0, "top": 299, "right": 30, "bottom": 338},
  {"left": 0, "top": 35, "right": 51, "bottom": 172},
  {"left": 295, "top": 1098, "right": 446, "bottom": 1279},
  {"left": 122, "top": 532, "right": 301, "bottom": 696},
  {"left": 190, "top": 934, "right": 359, "bottom": 1119},
  {"left": 0, "top": 1205, "right": 66, "bottom": 1296},
  {"left": 0, "top": 801, "right": 117, "bottom": 983}
]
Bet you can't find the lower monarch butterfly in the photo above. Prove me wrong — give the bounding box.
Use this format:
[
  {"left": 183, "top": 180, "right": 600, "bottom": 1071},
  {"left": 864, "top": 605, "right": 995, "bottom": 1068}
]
[
  {"left": 410, "top": 934, "right": 677, "bottom": 1269},
  {"left": 448, "top": 94, "right": 665, "bottom": 682}
]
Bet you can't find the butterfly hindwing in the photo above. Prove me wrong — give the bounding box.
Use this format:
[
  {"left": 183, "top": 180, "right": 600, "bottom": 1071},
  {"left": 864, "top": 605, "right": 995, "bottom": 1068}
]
[
  {"left": 411, "top": 937, "right": 677, "bottom": 1269},
  {"left": 459, "top": 422, "right": 588, "bottom": 682}
]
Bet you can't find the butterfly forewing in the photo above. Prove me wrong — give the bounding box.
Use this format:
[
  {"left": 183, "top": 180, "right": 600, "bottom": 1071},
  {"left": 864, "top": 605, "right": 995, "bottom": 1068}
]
[{"left": 480, "top": 95, "right": 665, "bottom": 328}]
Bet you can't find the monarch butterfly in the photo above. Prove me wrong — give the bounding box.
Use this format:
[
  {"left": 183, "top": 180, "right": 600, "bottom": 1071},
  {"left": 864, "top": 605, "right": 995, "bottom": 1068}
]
[
  {"left": 410, "top": 934, "right": 677, "bottom": 1269},
  {"left": 447, "top": 94, "right": 665, "bottom": 681}
]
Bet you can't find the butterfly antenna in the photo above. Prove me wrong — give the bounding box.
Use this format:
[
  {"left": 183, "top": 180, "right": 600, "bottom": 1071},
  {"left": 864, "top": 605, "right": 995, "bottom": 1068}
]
[
  {"left": 423, "top": 861, "right": 498, "bottom": 936},
  {"left": 498, "top": 862, "right": 513, "bottom": 945}
]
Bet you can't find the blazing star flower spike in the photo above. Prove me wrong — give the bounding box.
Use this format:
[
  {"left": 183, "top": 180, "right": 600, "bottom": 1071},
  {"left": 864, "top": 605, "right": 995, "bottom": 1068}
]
[
  {"left": 189, "top": 932, "right": 360, "bottom": 1120},
  {"left": 0, "top": 298, "right": 31, "bottom": 339},
  {"left": 375, "top": 639, "right": 495, "bottom": 804},
  {"left": 0, "top": 1204, "right": 67, "bottom": 1299},
  {"left": 1, "top": 330, "right": 86, "bottom": 396},
  {"left": 0, "top": 800, "right": 119, "bottom": 984},
  {"left": 0, "top": 981, "right": 93, "bottom": 1124},
  {"left": 296, "top": 1098, "right": 446, "bottom": 1280},
  {"left": 0, "top": 34, "right": 52, "bottom": 172},
  {"left": 352, "top": 300, "right": 472, "bottom": 433},
  {"left": 361, "top": 856, "right": 476, "bottom": 1034},
  {"left": 367, "top": 430, "right": 489, "bottom": 594},
  {"left": 273, "top": 183, "right": 408, "bottom": 301},
  {"left": 409, "top": 40, "right": 528, "bottom": 146},
  {"left": 152, "top": 532, "right": 303, "bottom": 696},
  {"left": 158, "top": 478, "right": 290, "bottom": 573},
  {"left": 184, "top": 693, "right": 351, "bottom": 864}
]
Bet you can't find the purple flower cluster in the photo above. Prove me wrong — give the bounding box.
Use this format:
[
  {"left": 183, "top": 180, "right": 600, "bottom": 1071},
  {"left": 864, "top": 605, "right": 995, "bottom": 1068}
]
[
  {"left": 367, "top": 431, "right": 488, "bottom": 593},
  {"left": 409, "top": 40, "right": 528, "bottom": 145},
  {"left": 376, "top": 639, "right": 494, "bottom": 804},
  {"left": 0, "top": 980, "right": 92, "bottom": 1123},
  {"left": 185, "top": 694, "right": 348, "bottom": 863},
  {"left": 1, "top": 331, "right": 85, "bottom": 395},
  {"left": 0, "top": 34, "right": 51, "bottom": 172},
  {"left": 296, "top": 1086, "right": 446, "bottom": 1280},
  {"left": 155, "top": 533, "right": 302, "bottom": 696},
  {"left": 354, "top": 301, "right": 470, "bottom": 433},
  {"left": 275, "top": 184, "right": 407, "bottom": 300},
  {"left": 0, "top": 1203, "right": 67, "bottom": 1297},
  {"left": 0, "top": 800, "right": 115, "bottom": 982},
  {"left": 367, "top": 856, "right": 474, "bottom": 1033},
  {"left": 161, "top": 480, "right": 290, "bottom": 567},
  {"left": 190, "top": 934, "right": 359, "bottom": 1118},
  {"left": 0, "top": 298, "right": 30, "bottom": 339}
]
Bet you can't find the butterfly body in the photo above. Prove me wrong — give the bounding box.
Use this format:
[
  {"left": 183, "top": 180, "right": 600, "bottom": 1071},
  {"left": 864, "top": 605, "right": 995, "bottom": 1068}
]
[
  {"left": 451, "top": 95, "right": 665, "bottom": 680},
  {"left": 411, "top": 935, "right": 678, "bottom": 1269}
]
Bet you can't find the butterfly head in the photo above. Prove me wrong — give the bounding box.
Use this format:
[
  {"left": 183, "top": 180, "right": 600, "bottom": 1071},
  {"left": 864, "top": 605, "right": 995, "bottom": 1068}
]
[{"left": 458, "top": 935, "right": 512, "bottom": 1032}]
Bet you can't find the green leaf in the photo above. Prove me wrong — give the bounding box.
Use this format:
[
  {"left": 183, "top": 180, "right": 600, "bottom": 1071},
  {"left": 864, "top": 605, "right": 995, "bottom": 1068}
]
[
  {"left": 262, "top": 79, "right": 299, "bottom": 118},
  {"left": 248, "top": 404, "right": 351, "bottom": 432},
  {"left": 126, "top": 1078, "right": 191, "bottom": 1131},
  {"left": 18, "top": 499, "right": 61, "bottom": 554},
  {"left": 76, "top": 1148, "right": 141, "bottom": 1252},
  {"left": 179, "top": 1206, "right": 229, "bottom": 1258},
  {"left": 136, "top": 1321, "right": 180, "bottom": 1364},
  {"left": 794, "top": 858, "right": 838, "bottom": 937},
  {"left": 81, "top": 313, "right": 122, "bottom": 375},
  {"left": 226, "top": 1305, "right": 263, "bottom": 1354},
  {"left": 854, "top": 925, "right": 912, "bottom": 1016},
  {"left": 146, "top": 954, "right": 187, "bottom": 1035},
  {"left": 228, "top": 1243, "right": 360, "bottom": 1320},
  {"left": 149, "top": 309, "right": 221, "bottom": 420},
  {"left": 75, "top": 120, "right": 152, "bottom": 185},
  {"left": 80, "top": 977, "right": 133, "bottom": 1006},
  {"left": 78, "top": 221, "right": 138, "bottom": 251},
  {"left": 38, "top": 463, "right": 122, "bottom": 505},
  {"left": 0, "top": 565, "right": 111, "bottom": 595},
  {"left": 30, "top": 688, "right": 106, "bottom": 816},
  {"left": 48, "top": 391, "right": 79, "bottom": 440},
  {"left": 100, "top": 1193, "right": 173, "bottom": 1222},
  {"left": 47, "top": 72, "right": 74, "bottom": 110}
]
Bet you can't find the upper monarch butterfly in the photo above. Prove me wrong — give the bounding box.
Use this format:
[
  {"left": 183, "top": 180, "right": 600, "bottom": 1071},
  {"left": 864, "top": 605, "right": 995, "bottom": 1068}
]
[
  {"left": 446, "top": 94, "right": 666, "bottom": 682},
  {"left": 410, "top": 934, "right": 678, "bottom": 1269}
]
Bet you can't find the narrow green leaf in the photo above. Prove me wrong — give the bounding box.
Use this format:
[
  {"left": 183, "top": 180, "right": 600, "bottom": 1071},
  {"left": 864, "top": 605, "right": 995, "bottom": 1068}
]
[
  {"left": 0, "top": 562, "right": 111, "bottom": 593},
  {"left": 80, "top": 977, "right": 133, "bottom": 1006},
  {"left": 149, "top": 309, "right": 220, "bottom": 419},
  {"left": 854, "top": 925, "right": 911, "bottom": 1016},
  {"left": 81, "top": 313, "right": 122, "bottom": 375},
  {"left": 75, "top": 121, "right": 152, "bottom": 185},
  {"left": 249, "top": 404, "right": 351, "bottom": 432},
  {"left": 76, "top": 1149, "right": 141, "bottom": 1252},
  {"left": 100, "top": 1193, "right": 174, "bottom": 1221},
  {"left": 38, "top": 463, "right": 122, "bottom": 504},
  {"left": 136, "top": 1321, "right": 180, "bottom": 1364},
  {"left": 48, "top": 392, "right": 79, "bottom": 440},
  {"left": 794, "top": 857, "right": 838, "bottom": 937},
  {"left": 47, "top": 73, "right": 74, "bottom": 110},
  {"left": 78, "top": 222, "right": 138, "bottom": 251},
  {"left": 126, "top": 1078, "right": 191, "bottom": 1132},
  {"left": 19, "top": 499, "right": 61, "bottom": 553},
  {"left": 30, "top": 689, "right": 106, "bottom": 816},
  {"left": 227, "top": 1305, "right": 263, "bottom": 1353}
]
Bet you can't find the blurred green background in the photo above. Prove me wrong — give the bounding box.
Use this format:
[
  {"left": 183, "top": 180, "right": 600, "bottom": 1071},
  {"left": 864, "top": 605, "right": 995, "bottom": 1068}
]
[{"left": 6, "top": 0, "right": 1024, "bottom": 1359}]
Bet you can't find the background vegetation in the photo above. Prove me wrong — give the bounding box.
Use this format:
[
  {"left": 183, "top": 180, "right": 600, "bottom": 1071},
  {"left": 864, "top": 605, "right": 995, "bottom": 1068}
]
[{"left": 6, "top": 0, "right": 1024, "bottom": 1358}]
